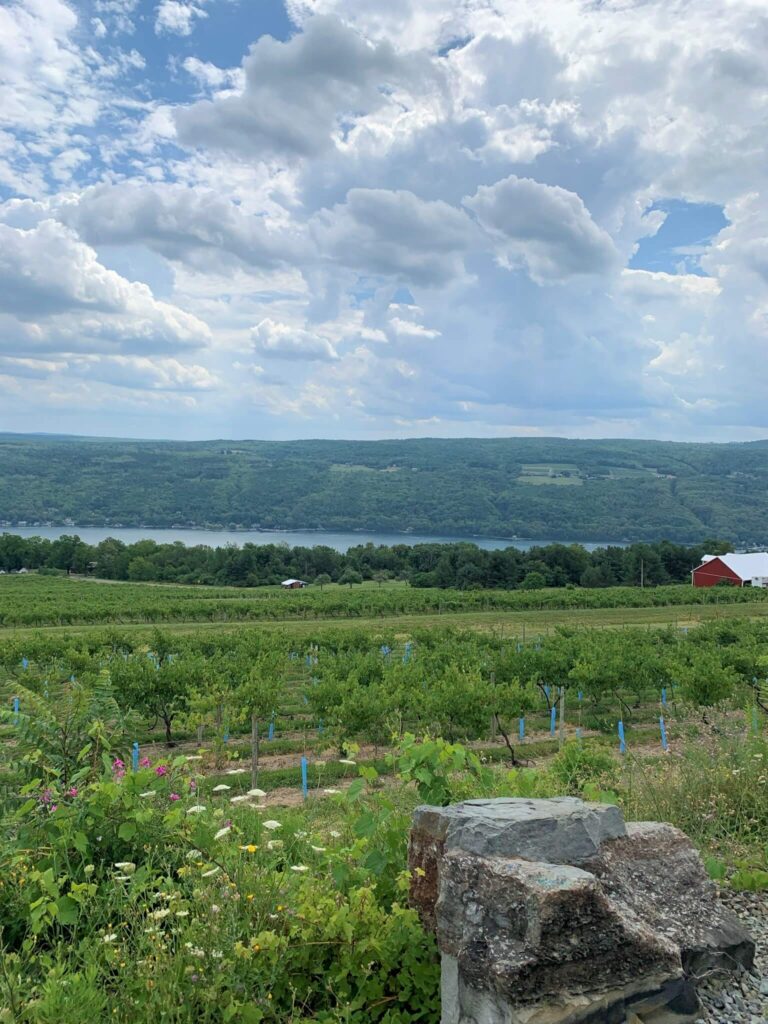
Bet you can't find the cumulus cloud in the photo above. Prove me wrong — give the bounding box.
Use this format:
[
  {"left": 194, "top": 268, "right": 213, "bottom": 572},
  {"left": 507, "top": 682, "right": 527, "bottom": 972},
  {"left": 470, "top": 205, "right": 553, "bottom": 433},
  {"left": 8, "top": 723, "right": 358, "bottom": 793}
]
[
  {"left": 311, "top": 188, "right": 477, "bottom": 285},
  {"left": 464, "top": 175, "right": 619, "bottom": 283},
  {"left": 174, "top": 15, "right": 441, "bottom": 159},
  {"left": 59, "top": 183, "right": 306, "bottom": 270},
  {"left": 251, "top": 318, "right": 340, "bottom": 361},
  {"left": 0, "top": 220, "right": 210, "bottom": 353}
]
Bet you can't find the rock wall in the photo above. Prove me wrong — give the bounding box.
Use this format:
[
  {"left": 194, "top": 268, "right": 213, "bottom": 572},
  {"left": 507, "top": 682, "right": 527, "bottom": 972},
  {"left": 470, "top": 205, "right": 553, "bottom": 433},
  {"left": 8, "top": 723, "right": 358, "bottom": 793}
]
[{"left": 408, "top": 798, "right": 755, "bottom": 1024}]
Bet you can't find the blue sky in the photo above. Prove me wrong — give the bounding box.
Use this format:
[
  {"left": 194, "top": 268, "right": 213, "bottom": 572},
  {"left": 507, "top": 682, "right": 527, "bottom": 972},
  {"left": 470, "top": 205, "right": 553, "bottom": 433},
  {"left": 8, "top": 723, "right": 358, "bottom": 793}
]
[{"left": 0, "top": 0, "right": 765, "bottom": 442}]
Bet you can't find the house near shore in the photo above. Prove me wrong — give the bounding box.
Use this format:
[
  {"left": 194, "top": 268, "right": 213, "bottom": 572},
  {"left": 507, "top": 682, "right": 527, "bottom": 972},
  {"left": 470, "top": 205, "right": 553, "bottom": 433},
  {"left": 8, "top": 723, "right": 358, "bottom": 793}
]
[
  {"left": 691, "top": 552, "right": 768, "bottom": 588},
  {"left": 281, "top": 578, "right": 308, "bottom": 589}
]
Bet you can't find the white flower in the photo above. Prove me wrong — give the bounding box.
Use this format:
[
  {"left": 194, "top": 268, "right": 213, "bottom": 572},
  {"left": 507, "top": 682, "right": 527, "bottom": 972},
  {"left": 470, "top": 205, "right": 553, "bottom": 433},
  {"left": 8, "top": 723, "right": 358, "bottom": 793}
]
[
  {"left": 186, "top": 755, "right": 203, "bottom": 762},
  {"left": 201, "top": 867, "right": 220, "bottom": 878},
  {"left": 150, "top": 908, "right": 171, "bottom": 921},
  {"left": 187, "top": 805, "right": 207, "bottom": 814},
  {"left": 315, "top": 760, "right": 326, "bottom": 768},
  {"left": 311, "top": 845, "right": 326, "bottom": 853},
  {"left": 266, "top": 840, "right": 283, "bottom": 851},
  {"left": 114, "top": 874, "right": 132, "bottom": 882},
  {"left": 186, "top": 849, "right": 203, "bottom": 862},
  {"left": 295, "top": 830, "right": 308, "bottom": 839},
  {"left": 212, "top": 784, "right": 231, "bottom": 793},
  {"left": 210, "top": 904, "right": 220, "bottom": 914},
  {"left": 103, "top": 933, "right": 118, "bottom": 943},
  {"left": 230, "top": 795, "right": 249, "bottom": 804},
  {"left": 262, "top": 820, "right": 281, "bottom": 830},
  {"left": 339, "top": 759, "right": 356, "bottom": 766},
  {"left": 323, "top": 788, "right": 341, "bottom": 795},
  {"left": 247, "top": 788, "right": 266, "bottom": 798},
  {"left": 175, "top": 910, "right": 190, "bottom": 918},
  {"left": 329, "top": 830, "right": 341, "bottom": 838},
  {"left": 226, "top": 768, "right": 247, "bottom": 775},
  {"left": 214, "top": 826, "right": 231, "bottom": 841},
  {"left": 290, "top": 865, "right": 309, "bottom": 873},
  {"left": 113, "top": 862, "right": 136, "bottom": 873},
  {"left": 139, "top": 791, "right": 157, "bottom": 798}
]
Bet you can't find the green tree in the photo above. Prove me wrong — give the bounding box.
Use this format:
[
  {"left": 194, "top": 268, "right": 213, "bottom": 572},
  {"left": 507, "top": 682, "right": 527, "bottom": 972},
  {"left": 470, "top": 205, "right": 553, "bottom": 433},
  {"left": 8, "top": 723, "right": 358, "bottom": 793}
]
[{"left": 338, "top": 569, "right": 363, "bottom": 588}]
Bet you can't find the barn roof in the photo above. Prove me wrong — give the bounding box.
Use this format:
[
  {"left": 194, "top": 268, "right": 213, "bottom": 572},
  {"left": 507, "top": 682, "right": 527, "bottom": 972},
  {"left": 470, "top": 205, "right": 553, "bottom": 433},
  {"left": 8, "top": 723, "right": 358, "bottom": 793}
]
[
  {"left": 281, "top": 578, "right": 307, "bottom": 585},
  {"left": 699, "top": 552, "right": 768, "bottom": 579}
]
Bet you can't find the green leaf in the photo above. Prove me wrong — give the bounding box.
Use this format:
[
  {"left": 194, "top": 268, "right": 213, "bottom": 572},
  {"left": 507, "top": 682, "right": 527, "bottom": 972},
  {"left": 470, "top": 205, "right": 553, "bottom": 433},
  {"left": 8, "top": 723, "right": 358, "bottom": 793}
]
[
  {"left": 56, "top": 895, "right": 79, "bottom": 926},
  {"left": 118, "top": 821, "right": 137, "bottom": 841},
  {"left": 72, "top": 831, "right": 89, "bottom": 855}
]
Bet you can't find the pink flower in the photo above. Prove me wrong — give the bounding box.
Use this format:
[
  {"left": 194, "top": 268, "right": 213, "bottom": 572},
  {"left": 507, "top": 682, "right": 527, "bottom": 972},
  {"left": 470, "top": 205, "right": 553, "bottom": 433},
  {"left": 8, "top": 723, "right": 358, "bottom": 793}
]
[
  {"left": 66, "top": 786, "right": 78, "bottom": 798},
  {"left": 40, "top": 788, "right": 54, "bottom": 805},
  {"left": 155, "top": 765, "right": 168, "bottom": 777},
  {"left": 112, "top": 758, "right": 125, "bottom": 770},
  {"left": 139, "top": 757, "right": 152, "bottom": 768},
  {"left": 49, "top": 804, "right": 58, "bottom": 813},
  {"left": 169, "top": 793, "right": 180, "bottom": 802},
  {"left": 189, "top": 780, "right": 197, "bottom": 792}
]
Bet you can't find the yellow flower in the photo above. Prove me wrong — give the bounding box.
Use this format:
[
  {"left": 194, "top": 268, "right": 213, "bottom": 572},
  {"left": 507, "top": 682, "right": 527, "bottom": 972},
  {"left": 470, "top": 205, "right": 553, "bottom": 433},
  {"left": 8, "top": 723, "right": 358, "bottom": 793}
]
[{"left": 246, "top": 894, "right": 254, "bottom": 902}]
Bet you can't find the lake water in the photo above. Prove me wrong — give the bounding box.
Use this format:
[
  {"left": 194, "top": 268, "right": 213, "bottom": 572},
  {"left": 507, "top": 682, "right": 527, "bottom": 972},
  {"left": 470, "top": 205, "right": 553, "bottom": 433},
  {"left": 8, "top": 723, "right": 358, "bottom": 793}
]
[{"left": 4, "top": 525, "right": 619, "bottom": 553}]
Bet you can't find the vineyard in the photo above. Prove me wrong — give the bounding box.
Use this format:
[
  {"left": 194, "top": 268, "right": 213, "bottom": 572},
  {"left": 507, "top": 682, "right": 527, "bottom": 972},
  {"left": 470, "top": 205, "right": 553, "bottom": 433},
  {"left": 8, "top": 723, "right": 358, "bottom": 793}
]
[
  {"left": 0, "top": 583, "right": 766, "bottom": 1022},
  {"left": 2, "top": 573, "right": 768, "bottom": 628}
]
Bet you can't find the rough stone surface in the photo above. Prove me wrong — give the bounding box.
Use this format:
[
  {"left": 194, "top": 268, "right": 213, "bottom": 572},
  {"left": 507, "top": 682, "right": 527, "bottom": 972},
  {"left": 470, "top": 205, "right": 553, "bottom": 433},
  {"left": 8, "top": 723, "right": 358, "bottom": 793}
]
[
  {"left": 410, "top": 797, "right": 626, "bottom": 930},
  {"left": 585, "top": 822, "right": 755, "bottom": 977},
  {"left": 408, "top": 798, "right": 757, "bottom": 1024}
]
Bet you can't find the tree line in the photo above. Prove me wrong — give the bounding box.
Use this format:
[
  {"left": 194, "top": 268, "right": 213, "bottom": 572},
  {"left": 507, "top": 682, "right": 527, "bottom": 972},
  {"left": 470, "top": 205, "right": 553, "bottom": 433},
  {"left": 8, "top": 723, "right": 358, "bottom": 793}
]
[{"left": 0, "top": 532, "right": 731, "bottom": 590}]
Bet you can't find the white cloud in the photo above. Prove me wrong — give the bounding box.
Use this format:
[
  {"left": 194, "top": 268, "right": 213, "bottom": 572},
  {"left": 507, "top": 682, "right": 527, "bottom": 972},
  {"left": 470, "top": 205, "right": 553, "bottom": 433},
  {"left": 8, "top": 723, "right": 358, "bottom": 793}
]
[
  {"left": 174, "top": 15, "right": 442, "bottom": 159},
  {"left": 155, "top": 0, "right": 209, "bottom": 37},
  {"left": 464, "top": 175, "right": 619, "bottom": 283},
  {"left": 251, "top": 319, "right": 340, "bottom": 361},
  {"left": 0, "top": 219, "right": 210, "bottom": 354},
  {"left": 311, "top": 188, "right": 477, "bottom": 285}
]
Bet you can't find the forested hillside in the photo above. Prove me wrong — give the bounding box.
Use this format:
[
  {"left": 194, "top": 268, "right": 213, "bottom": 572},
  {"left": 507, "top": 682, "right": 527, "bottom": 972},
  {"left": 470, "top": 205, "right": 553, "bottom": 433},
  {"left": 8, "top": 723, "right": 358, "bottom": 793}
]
[{"left": 1, "top": 434, "right": 767, "bottom": 543}]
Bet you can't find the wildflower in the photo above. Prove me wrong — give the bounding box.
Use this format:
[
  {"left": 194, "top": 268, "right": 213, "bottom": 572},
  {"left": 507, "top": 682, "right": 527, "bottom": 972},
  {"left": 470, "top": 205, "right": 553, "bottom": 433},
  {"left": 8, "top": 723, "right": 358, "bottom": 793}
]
[
  {"left": 114, "top": 874, "right": 132, "bottom": 882},
  {"left": 139, "top": 791, "right": 157, "bottom": 799},
  {"left": 262, "top": 820, "right": 281, "bottom": 830},
  {"left": 295, "top": 830, "right": 308, "bottom": 839},
  {"left": 66, "top": 786, "right": 78, "bottom": 798},
  {"left": 266, "top": 840, "right": 283, "bottom": 851},
  {"left": 230, "top": 795, "right": 249, "bottom": 804},
  {"left": 201, "top": 867, "right": 220, "bottom": 878},
  {"left": 187, "top": 805, "right": 207, "bottom": 814},
  {"left": 323, "top": 788, "right": 341, "bottom": 795},
  {"left": 247, "top": 788, "right": 266, "bottom": 798},
  {"left": 190, "top": 780, "right": 197, "bottom": 792},
  {"left": 214, "top": 826, "right": 231, "bottom": 841},
  {"left": 246, "top": 894, "right": 254, "bottom": 901},
  {"left": 339, "top": 759, "right": 356, "bottom": 766},
  {"left": 311, "top": 845, "right": 326, "bottom": 853},
  {"left": 150, "top": 908, "right": 171, "bottom": 921},
  {"left": 103, "top": 933, "right": 118, "bottom": 943},
  {"left": 139, "top": 757, "right": 152, "bottom": 768},
  {"left": 226, "top": 768, "right": 247, "bottom": 775},
  {"left": 175, "top": 910, "right": 190, "bottom": 918},
  {"left": 329, "top": 830, "right": 341, "bottom": 838},
  {"left": 39, "top": 788, "right": 54, "bottom": 805},
  {"left": 212, "top": 784, "right": 231, "bottom": 793},
  {"left": 114, "top": 862, "right": 136, "bottom": 874},
  {"left": 155, "top": 765, "right": 168, "bottom": 777},
  {"left": 210, "top": 904, "right": 221, "bottom": 914},
  {"left": 169, "top": 793, "right": 181, "bottom": 802},
  {"left": 241, "top": 844, "right": 258, "bottom": 853},
  {"left": 290, "top": 865, "right": 309, "bottom": 873},
  {"left": 186, "top": 849, "right": 204, "bottom": 861},
  {"left": 84, "top": 865, "right": 95, "bottom": 877},
  {"left": 315, "top": 760, "right": 326, "bottom": 768},
  {"left": 186, "top": 755, "right": 203, "bottom": 762}
]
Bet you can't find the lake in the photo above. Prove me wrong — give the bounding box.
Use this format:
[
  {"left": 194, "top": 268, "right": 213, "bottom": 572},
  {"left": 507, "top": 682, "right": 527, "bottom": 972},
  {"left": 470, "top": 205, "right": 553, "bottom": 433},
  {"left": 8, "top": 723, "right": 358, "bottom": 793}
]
[{"left": 4, "top": 525, "right": 620, "bottom": 553}]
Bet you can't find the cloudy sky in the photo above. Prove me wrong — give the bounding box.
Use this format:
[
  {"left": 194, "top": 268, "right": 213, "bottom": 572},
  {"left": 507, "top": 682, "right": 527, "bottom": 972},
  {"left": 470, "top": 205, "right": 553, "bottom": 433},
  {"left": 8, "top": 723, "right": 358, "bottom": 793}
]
[{"left": 0, "top": 0, "right": 765, "bottom": 442}]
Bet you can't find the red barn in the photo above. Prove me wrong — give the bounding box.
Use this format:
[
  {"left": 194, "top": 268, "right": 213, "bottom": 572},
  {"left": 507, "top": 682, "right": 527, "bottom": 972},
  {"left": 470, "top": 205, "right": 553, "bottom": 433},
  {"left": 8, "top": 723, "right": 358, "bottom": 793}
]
[{"left": 692, "top": 552, "right": 768, "bottom": 588}]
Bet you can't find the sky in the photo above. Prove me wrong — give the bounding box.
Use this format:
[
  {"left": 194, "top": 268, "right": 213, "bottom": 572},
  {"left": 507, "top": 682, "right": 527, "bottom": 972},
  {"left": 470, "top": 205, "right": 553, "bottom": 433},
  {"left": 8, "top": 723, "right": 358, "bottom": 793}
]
[{"left": 0, "top": 0, "right": 766, "bottom": 443}]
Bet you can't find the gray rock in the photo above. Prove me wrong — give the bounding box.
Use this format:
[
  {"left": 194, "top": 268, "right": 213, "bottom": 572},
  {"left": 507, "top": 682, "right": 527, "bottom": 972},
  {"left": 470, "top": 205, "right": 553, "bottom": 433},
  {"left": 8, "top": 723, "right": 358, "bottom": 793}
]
[
  {"left": 409, "top": 798, "right": 758, "bottom": 1024},
  {"left": 410, "top": 797, "right": 626, "bottom": 930}
]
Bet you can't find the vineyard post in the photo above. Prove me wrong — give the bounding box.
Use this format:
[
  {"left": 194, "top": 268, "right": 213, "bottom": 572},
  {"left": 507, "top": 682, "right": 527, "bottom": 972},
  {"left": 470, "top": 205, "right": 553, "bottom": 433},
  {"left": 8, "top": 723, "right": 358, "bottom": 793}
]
[
  {"left": 12, "top": 696, "right": 19, "bottom": 724},
  {"left": 197, "top": 723, "right": 203, "bottom": 746},
  {"left": 132, "top": 741, "right": 139, "bottom": 772},
  {"left": 549, "top": 705, "right": 556, "bottom": 736},
  {"left": 251, "top": 715, "right": 259, "bottom": 788},
  {"left": 618, "top": 720, "right": 626, "bottom": 754},
  {"left": 659, "top": 716, "right": 668, "bottom": 751},
  {"left": 301, "top": 756, "right": 308, "bottom": 800},
  {"left": 558, "top": 686, "right": 565, "bottom": 746}
]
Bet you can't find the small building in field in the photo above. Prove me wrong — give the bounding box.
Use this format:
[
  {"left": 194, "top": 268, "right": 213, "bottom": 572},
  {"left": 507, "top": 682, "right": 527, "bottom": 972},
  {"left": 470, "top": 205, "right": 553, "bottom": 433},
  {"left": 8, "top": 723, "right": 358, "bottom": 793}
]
[
  {"left": 691, "top": 552, "right": 768, "bottom": 588},
  {"left": 281, "top": 578, "right": 308, "bottom": 589}
]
